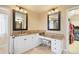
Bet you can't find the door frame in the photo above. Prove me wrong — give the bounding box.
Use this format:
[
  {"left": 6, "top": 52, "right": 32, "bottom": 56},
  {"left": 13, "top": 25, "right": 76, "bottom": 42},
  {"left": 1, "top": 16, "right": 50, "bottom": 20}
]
[{"left": 0, "top": 6, "right": 10, "bottom": 54}]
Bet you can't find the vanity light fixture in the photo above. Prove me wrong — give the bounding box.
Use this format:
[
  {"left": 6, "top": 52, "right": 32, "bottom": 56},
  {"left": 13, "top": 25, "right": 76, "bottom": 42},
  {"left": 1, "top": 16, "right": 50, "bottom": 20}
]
[
  {"left": 15, "top": 6, "right": 27, "bottom": 14},
  {"left": 55, "top": 9, "right": 59, "bottom": 12},
  {"left": 48, "top": 8, "right": 59, "bottom": 15},
  {"left": 20, "top": 8, "right": 24, "bottom": 12},
  {"left": 15, "top": 7, "right": 19, "bottom": 11},
  {"left": 51, "top": 10, "right": 54, "bottom": 13},
  {"left": 24, "top": 10, "right": 27, "bottom": 13}
]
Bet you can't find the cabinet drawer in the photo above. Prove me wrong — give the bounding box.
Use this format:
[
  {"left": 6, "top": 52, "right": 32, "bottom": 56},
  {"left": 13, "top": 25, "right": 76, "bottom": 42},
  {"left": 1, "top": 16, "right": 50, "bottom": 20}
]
[
  {"left": 51, "top": 40, "right": 61, "bottom": 45},
  {"left": 51, "top": 39, "right": 62, "bottom": 54},
  {"left": 51, "top": 41, "right": 57, "bottom": 47},
  {"left": 51, "top": 44, "right": 61, "bottom": 50},
  {"left": 51, "top": 42, "right": 56, "bottom": 46},
  {"left": 52, "top": 46, "right": 62, "bottom": 54}
]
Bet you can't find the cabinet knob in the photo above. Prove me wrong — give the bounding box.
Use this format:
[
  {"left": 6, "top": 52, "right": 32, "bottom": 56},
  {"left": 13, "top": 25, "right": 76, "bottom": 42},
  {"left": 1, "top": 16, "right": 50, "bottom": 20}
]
[
  {"left": 32, "top": 37, "right": 33, "bottom": 39},
  {"left": 55, "top": 48, "right": 56, "bottom": 49},
  {"left": 24, "top": 39, "right": 27, "bottom": 40},
  {"left": 55, "top": 43, "right": 56, "bottom": 45},
  {"left": 12, "top": 36, "right": 15, "bottom": 39}
]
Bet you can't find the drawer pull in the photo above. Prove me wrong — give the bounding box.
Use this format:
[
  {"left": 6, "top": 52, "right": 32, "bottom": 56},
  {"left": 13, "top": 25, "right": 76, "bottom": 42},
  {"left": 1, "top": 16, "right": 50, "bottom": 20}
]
[
  {"left": 32, "top": 37, "right": 33, "bottom": 39},
  {"left": 24, "top": 39, "right": 27, "bottom": 40},
  {"left": 55, "top": 48, "right": 56, "bottom": 49},
  {"left": 55, "top": 43, "right": 56, "bottom": 45}
]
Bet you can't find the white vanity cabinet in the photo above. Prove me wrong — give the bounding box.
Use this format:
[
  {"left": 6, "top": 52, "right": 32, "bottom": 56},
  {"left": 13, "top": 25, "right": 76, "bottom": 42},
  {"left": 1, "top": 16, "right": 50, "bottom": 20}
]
[
  {"left": 51, "top": 39, "right": 63, "bottom": 54},
  {"left": 10, "top": 34, "right": 41, "bottom": 54},
  {"left": 23, "top": 35, "right": 41, "bottom": 52},
  {"left": 14, "top": 36, "right": 25, "bottom": 54},
  {"left": 14, "top": 35, "right": 33, "bottom": 54},
  {"left": 10, "top": 33, "right": 64, "bottom": 54}
]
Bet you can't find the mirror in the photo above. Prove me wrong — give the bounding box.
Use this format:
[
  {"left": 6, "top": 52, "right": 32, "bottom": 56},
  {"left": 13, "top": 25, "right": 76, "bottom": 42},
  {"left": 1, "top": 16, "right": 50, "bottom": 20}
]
[
  {"left": 48, "top": 12, "right": 60, "bottom": 30},
  {"left": 13, "top": 10, "right": 28, "bottom": 31}
]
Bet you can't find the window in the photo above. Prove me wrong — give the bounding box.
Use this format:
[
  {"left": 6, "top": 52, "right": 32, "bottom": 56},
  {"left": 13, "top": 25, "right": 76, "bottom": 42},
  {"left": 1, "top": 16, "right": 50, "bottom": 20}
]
[{"left": 0, "top": 13, "right": 8, "bottom": 36}]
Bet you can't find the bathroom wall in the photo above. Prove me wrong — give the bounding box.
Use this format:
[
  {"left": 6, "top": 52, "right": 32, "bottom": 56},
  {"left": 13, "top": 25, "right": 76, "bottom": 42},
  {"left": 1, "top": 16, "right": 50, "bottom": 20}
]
[
  {"left": 38, "top": 6, "right": 69, "bottom": 34},
  {"left": 4, "top": 5, "right": 42, "bottom": 34},
  {"left": 0, "top": 5, "right": 76, "bottom": 33},
  {"left": 28, "top": 11, "right": 42, "bottom": 30},
  {"left": 5, "top": 5, "right": 75, "bottom": 34}
]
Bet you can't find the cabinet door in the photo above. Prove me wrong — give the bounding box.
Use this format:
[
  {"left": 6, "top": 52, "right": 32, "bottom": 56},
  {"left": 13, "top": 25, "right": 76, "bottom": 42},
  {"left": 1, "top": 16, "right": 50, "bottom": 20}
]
[
  {"left": 24, "top": 35, "right": 41, "bottom": 52},
  {"left": 24, "top": 36, "right": 33, "bottom": 51},
  {"left": 31, "top": 35, "right": 41, "bottom": 47},
  {"left": 55, "top": 40, "right": 61, "bottom": 49},
  {"left": 14, "top": 36, "right": 25, "bottom": 54}
]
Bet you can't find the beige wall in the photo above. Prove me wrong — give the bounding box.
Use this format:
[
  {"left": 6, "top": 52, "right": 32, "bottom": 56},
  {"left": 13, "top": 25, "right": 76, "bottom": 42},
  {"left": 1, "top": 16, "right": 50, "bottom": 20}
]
[
  {"left": 4, "top": 5, "right": 42, "bottom": 34},
  {"left": 4, "top": 5, "right": 75, "bottom": 35},
  {"left": 0, "top": 5, "right": 76, "bottom": 33},
  {"left": 38, "top": 6, "right": 68, "bottom": 35},
  {"left": 28, "top": 11, "right": 42, "bottom": 30}
]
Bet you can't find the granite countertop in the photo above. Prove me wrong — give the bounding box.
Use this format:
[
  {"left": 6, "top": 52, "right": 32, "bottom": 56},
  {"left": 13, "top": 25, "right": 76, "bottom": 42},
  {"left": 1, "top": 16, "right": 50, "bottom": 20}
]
[
  {"left": 11, "top": 30, "right": 64, "bottom": 40},
  {"left": 11, "top": 30, "right": 45, "bottom": 37},
  {"left": 39, "top": 32, "right": 64, "bottom": 40}
]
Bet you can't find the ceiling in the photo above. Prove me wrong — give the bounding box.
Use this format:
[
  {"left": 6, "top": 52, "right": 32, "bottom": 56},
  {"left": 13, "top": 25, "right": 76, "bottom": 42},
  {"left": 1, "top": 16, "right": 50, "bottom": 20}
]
[
  {"left": 10, "top": 5, "right": 77, "bottom": 13},
  {"left": 20, "top": 5, "right": 59, "bottom": 13}
]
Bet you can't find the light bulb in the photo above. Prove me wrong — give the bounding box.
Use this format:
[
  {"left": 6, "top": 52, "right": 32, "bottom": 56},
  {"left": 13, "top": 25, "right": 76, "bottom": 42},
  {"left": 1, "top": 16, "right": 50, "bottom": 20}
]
[
  {"left": 15, "top": 7, "right": 19, "bottom": 11},
  {"left": 48, "top": 11, "right": 51, "bottom": 15},
  {"left": 24, "top": 10, "right": 27, "bottom": 13},
  {"left": 51, "top": 10, "right": 54, "bottom": 13},
  {"left": 55, "top": 9, "right": 59, "bottom": 12},
  {"left": 19, "top": 21, "right": 21, "bottom": 24},
  {"left": 20, "top": 9, "right": 23, "bottom": 12}
]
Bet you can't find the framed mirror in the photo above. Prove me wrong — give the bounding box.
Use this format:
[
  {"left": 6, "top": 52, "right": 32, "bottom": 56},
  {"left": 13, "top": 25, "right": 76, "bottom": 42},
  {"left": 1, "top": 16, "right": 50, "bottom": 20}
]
[
  {"left": 48, "top": 12, "right": 61, "bottom": 31},
  {"left": 13, "top": 10, "right": 28, "bottom": 31}
]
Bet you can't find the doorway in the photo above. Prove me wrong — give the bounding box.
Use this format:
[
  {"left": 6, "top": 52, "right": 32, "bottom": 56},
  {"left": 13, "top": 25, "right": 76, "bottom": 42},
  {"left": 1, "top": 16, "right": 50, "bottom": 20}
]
[
  {"left": 0, "top": 8, "right": 9, "bottom": 54},
  {"left": 67, "top": 7, "right": 79, "bottom": 54}
]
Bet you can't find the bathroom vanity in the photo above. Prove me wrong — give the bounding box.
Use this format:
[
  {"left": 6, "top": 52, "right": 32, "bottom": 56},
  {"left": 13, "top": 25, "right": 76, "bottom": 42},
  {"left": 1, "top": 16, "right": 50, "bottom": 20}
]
[
  {"left": 10, "top": 34, "right": 41, "bottom": 54},
  {"left": 39, "top": 33, "right": 64, "bottom": 54},
  {"left": 9, "top": 31, "right": 64, "bottom": 54}
]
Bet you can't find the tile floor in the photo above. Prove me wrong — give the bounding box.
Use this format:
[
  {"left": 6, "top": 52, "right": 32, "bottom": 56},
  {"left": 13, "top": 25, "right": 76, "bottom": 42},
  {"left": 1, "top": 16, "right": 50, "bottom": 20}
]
[
  {"left": 69, "top": 41, "right": 79, "bottom": 54},
  {"left": 23, "top": 45, "right": 52, "bottom": 54}
]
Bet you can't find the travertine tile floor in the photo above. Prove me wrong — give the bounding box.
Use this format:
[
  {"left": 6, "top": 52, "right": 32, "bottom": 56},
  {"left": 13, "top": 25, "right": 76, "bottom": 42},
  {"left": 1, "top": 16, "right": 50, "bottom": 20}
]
[
  {"left": 23, "top": 45, "right": 52, "bottom": 54},
  {"left": 69, "top": 41, "right": 79, "bottom": 54},
  {"left": 23, "top": 40, "right": 79, "bottom": 54}
]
